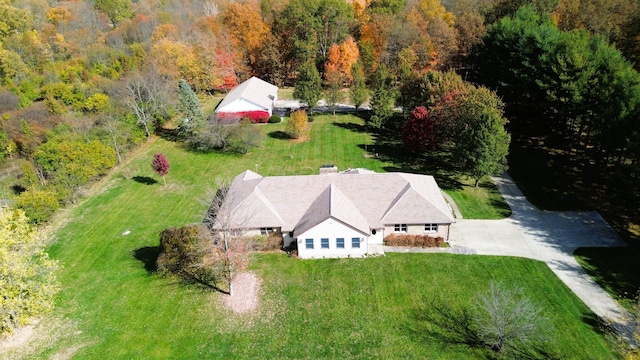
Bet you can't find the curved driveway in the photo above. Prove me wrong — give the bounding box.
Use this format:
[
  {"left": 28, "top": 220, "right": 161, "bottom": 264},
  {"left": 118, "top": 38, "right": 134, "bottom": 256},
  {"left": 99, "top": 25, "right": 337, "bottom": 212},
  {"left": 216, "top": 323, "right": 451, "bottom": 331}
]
[{"left": 447, "top": 174, "right": 629, "bottom": 324}]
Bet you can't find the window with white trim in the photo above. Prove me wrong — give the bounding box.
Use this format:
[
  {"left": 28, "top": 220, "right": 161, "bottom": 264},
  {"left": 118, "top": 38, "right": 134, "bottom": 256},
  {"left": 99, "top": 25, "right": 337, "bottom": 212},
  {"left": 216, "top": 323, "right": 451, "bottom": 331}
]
[
  {"left": 260, "top": 227, "right": 274, "bottom": 235},
  {"left": 352, "top": 237, "right": 360, "bottom": 248},
  {"left": 321, "top": 238, "right": 329, "bottom": 249},
  {"left": 394, "top": 224, "right": 407, "bottom": 232},
  {"left": 424, "top": 223, "right": 438, "bottom": 232},
  {"left": 336, "top": 238, "right": 345, "bottom": 249},
  {"left": 305, "top": 238, "right": 314, "bottom": 249}
]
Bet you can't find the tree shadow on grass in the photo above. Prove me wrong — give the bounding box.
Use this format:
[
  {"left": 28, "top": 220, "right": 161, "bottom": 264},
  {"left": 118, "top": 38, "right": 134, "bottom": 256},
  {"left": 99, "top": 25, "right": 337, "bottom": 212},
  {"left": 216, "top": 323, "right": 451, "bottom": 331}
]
[
  {"left": 331, "top": 121, "right": 367, "bottom": 133},
  {"left": 133, "top": 246, "right": 229, "bottom": 294},
  {"left": 155, "top": 127, "right": 182, "bottom": 142},
  {"left": 132, "top": 176, "right": 158, "bottom": 185},
  {"left": 581, "top": 311, "right": 612, "bottom": 336},
  {"left": 406, "top": 301, "right": 482, "bottom": 349},
  {"left": 180, "top": 274, "right": 229, "bottom": 295},
  {"left": 574, "top": 247, "right": 640, "bottom": 308},
  {"left": 268, "top": 130, "right": 292, "bottom": 140},
  {"left": 407, "top": 299, "right": 559, "bottom": 360},
  {"left": 133, "top": 246, "right": 160, "bottom": 273}
]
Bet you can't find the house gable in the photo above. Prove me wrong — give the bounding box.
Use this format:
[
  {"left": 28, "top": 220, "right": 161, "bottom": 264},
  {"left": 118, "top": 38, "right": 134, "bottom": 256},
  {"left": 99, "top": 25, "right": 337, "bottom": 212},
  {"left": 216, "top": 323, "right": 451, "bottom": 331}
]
[
  {"left": 381, "top": 185, "right": 454, "bottom": 225},
  {"left": 296, "top": 218, "right": 368, "bottom": 259},
  {"left": 294, "top": 183, "right": 369, "bottom": 237}
]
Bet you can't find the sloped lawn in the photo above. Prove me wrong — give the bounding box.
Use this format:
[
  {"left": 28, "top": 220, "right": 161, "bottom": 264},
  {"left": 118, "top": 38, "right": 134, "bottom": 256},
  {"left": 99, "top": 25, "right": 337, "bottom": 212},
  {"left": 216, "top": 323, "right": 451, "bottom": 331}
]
[{"left": 10, "top": 115, "right": 613, "bottom": 358}]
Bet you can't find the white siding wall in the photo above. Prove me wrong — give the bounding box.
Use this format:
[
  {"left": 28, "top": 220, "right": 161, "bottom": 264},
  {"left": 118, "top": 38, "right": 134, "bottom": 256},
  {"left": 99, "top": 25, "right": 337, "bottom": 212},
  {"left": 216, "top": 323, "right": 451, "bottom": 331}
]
[
  {"left": 368, "top": 228, "right": 385, "bottom": 255},
  {"left": 296, "top": 218, "right": 368, "bottom": 259},
  {"left": 218, "top": 98, "right": 270, "bottom": 114}
]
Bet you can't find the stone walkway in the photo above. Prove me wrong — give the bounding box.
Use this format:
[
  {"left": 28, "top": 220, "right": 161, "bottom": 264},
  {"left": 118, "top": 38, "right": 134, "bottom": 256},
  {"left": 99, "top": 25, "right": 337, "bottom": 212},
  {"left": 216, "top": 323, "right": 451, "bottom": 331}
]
[{"left": 387, "top": 173, "right": 630, "bottom": 328}]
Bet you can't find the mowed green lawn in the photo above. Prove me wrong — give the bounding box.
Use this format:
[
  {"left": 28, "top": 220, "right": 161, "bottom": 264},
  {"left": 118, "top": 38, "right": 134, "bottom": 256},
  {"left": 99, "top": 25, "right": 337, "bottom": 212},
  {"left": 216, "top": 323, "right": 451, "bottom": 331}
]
[{"left": 14, "top": 115, "right": 614, "bottom": 358}]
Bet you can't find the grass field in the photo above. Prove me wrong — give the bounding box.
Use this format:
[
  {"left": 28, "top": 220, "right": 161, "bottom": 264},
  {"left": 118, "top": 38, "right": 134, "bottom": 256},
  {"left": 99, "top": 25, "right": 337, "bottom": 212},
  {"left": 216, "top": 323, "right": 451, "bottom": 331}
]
[
  {"left": 0, "top": 115, "right": 616, "bottom": 358},
  {"left": 446, "top": 177, "right": 512, "bottom": 219}
]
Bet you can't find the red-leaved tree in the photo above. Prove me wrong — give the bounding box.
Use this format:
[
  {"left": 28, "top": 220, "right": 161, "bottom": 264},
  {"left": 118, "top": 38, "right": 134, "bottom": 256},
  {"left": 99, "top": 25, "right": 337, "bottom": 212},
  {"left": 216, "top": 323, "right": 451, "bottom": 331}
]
[
  {"left": 402, "top": 106, "right": 437, "bottom": 153},
  {"left": 152, "top": 153, "right": 170, "bottom": 186}
]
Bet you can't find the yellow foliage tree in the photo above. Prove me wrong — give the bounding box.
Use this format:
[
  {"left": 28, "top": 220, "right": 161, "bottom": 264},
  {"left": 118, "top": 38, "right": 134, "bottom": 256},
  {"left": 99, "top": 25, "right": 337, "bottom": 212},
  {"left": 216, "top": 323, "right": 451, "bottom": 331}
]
[
  {"left": 286, "top": 110, "right": 309, "bottom": 139},
  {"left": 419, "top": 0, "right": 455, "bottom": 26},
  {"left": 0, "top": 206, "right": 58, "bottom": 335}
]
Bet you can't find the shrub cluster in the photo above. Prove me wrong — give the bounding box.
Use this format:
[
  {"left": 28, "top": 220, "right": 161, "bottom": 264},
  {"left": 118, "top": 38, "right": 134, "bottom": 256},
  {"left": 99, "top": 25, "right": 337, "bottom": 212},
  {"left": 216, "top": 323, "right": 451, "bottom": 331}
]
[
  {"left": 217, "top": 111, "right": 270, "bottom": 123},
  {"left": 384, "top": 234, "right": 445, "bottom": 247},
  {"left": 247, "top": 233, "right": 283, "bottom": 251},
  {"left": 157, "top": 224, "right": 223, "bottom": 285}
]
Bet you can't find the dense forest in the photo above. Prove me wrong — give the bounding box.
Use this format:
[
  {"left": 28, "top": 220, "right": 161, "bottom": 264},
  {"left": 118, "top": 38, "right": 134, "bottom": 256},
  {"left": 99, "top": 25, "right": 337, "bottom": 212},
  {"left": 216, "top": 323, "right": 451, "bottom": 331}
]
[{"left": 0, "top": 0, "right": 639, "bottom": 229}]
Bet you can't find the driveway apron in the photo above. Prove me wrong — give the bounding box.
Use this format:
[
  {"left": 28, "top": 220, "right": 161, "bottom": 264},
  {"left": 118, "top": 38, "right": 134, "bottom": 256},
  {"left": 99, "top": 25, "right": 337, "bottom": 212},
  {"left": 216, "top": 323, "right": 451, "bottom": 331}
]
[{"left": 448, "top": 173, "right": 629, "bottom": 325}]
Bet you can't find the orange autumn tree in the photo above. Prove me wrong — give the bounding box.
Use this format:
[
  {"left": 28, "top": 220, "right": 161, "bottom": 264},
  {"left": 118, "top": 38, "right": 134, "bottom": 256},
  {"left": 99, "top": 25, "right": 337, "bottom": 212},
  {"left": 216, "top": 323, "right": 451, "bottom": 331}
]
[
  {"left": 358, "top": 14, "right": 391, "bottom": 75},
  {"left": 221, "top": 1, "right": 270, "bottom": 69},
  {"left": 324, "top": 36, "right": 360, "bottom": 84}
]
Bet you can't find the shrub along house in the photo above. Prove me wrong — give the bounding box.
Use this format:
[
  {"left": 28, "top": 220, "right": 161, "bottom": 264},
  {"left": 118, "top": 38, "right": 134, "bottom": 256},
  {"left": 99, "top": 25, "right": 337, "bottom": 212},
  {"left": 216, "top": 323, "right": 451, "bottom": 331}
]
[
  {"left": 214, "top": 76, "right": 278, "bottom": 123},
  {"left": 213, "top": 167, "right": 455, "bottom": 259}
]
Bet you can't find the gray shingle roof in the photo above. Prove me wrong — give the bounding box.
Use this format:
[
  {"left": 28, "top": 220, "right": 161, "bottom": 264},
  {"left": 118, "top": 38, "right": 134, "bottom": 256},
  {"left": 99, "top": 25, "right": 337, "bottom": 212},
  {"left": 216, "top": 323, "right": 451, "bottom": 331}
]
[
  {"left": 215, "top": 77, "right": 278, "bottom": 113},
  {"left": 217, "top": 170, "right": 455, "bottom": 234}
]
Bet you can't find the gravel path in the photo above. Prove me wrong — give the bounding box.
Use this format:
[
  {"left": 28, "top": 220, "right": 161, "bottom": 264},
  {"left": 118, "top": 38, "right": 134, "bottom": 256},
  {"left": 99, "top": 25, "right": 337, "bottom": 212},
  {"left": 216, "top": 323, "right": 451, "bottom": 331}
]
[{"left": 223, "top": 272, "right": 261, "bottom": 314}]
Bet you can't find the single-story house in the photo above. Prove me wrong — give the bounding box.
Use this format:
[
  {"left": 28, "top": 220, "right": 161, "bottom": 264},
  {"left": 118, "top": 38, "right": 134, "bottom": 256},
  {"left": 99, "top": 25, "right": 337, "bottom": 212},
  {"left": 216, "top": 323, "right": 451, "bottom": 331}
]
[
  {"left": 214, "top": 76, "right": 278, "bottom": 123},
  {"left": 213, "top": 167, "right": 456, "bottom": 259}
]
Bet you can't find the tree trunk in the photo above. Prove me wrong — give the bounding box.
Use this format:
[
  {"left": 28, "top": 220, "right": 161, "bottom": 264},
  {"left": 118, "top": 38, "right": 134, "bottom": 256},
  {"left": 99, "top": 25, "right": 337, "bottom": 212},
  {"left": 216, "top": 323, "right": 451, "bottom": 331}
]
[
  {"left": 144, "top": 122, "right": 151, "bottom": 138},
  {"left": 112, "top": 137, "right": 122, "bottom": 164},
  {"left": 162, "top": 176, "right": 166, "bottom": 186}
]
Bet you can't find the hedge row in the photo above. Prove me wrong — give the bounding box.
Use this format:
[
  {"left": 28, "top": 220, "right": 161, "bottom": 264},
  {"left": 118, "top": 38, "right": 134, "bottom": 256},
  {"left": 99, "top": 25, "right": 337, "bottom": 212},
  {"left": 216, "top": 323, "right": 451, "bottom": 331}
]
[
  {"left": 384, "top": 234, "right": 445, "bottom": 247},
  {"left": 217, "top": 110, "right": 270, "bottom": 123}
]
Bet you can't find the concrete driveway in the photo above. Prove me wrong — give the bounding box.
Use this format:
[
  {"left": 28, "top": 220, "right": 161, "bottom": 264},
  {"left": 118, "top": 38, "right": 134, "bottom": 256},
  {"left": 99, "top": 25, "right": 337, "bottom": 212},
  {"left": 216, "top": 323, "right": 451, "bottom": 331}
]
[{"left": 448, "top": 174, "right": 629, "bottom": 325}]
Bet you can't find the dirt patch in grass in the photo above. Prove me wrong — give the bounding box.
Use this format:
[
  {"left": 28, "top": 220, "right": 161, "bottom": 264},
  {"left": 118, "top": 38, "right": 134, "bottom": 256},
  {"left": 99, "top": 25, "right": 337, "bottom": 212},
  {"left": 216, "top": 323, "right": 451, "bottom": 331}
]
[
  {"left": 290, "top": 135, "right": 310, "bottom": 143},
  {"left": 0, "top": 317, "right": 85, "bottom": 360},
  {"left": 224, "top": 272, "right": 261, "bottom": 314},
  {"left": 0, "top": 320, "right": 39, "bottom": 352}
]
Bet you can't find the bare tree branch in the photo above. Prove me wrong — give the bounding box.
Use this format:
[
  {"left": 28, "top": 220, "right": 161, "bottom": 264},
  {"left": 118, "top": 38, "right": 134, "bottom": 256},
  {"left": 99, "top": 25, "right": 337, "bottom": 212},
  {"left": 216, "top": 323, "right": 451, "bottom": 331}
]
[{"left": 121, "top": 67, "right": 171, "bottom": 138}]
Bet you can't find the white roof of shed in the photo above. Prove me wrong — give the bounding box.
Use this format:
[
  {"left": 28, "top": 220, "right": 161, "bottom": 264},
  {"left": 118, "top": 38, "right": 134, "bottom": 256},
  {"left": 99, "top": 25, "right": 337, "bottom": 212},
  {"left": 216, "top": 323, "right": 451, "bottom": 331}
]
[{"left": 215, "top": 77, "right": 278, "bottom": 113}]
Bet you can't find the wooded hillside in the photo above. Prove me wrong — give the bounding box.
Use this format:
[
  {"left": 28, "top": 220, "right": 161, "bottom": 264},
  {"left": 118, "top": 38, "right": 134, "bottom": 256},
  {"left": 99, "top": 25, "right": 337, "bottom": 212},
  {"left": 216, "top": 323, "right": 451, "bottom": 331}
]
[{"left": 0, "top": 0, "right": 639, "bottom": 229}]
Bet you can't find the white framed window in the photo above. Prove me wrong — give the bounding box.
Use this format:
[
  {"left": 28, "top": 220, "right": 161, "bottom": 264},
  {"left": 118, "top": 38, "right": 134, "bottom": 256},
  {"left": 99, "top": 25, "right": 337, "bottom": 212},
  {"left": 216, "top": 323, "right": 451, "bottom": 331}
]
[
  {"left": 336, "top": 238, "right": 345, "bottom": 249},
  {"left": 424, "top": 223, "right": 438, "bottom": 232},
  {"left": 305, "top": 238, "right": 314, "bottom": 249},
  {"left": 260, "top": 227, "right": 274, "bottom": 235},
  {"left": 321, "top": 238, "right": 329, "bottom": 249},
  {"left": 394, "top": 224, "right": 407, "bottom": 232},
  {"left": 352, "top": 237, "right": 360, "bottom": 248}
]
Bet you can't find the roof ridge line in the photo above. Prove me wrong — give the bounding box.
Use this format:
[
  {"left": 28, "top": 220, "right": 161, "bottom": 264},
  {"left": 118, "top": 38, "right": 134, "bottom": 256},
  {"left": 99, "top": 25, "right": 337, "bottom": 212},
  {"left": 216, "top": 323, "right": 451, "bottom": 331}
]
[
  {"left": 380, "top": 179, "right": 411, "bottom": 221},
  {"left": 253, "top": 185, "right": 285, "bottom": 225}
]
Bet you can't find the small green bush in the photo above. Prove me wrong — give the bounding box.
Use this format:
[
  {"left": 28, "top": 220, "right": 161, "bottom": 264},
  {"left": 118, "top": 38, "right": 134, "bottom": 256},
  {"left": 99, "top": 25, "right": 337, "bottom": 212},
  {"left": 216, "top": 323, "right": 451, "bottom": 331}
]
[
  {"left": 268, "top": 115, "right": 281, "bottom": 123},
  {"left": 227, "top": 120, "right": 265, "bottom": 154}
]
